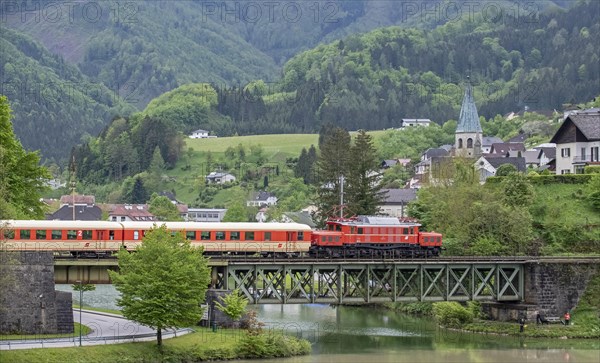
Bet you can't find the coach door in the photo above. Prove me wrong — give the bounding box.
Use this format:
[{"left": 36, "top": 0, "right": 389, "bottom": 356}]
[{"left": 286, "top": 232, "right": 296, "bottom": 253}]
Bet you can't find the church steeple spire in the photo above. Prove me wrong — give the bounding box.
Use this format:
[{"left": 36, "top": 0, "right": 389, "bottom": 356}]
[
  {"left": 456, "top": 76, "right": 482, "bottom": 133},
  {"left": 455, "top": 76, "right": 483, "bottom": 158}
]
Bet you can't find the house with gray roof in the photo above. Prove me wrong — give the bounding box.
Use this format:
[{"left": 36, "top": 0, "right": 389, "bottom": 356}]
[
  {"left": 206, "top": 171, "right": 236, "bottom": 184},
  {"left": 378, "top": 188, "right": 417, "bottom": 217},
  {"left": 482, "top": 136, "right": 504, "bottom": 154},
  {"left": 474, "top": 156, "right": 527, "bottom": 183},
  {"left": 550, "top": 110, "right": 600, "bottom": 174},
  {"left": 489, "top": 142, "right": 526, "bottom": 156},
  {"left": 247, "top": 191, "right": 278, "bottom": 207}
]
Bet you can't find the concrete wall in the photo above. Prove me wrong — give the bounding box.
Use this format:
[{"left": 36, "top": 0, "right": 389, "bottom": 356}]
[
  {"left": 0, "top": 252, "right": 74, "bottom": 334},
  {"left": 524, "top": 261, "right": 600, "bottom": 317}
]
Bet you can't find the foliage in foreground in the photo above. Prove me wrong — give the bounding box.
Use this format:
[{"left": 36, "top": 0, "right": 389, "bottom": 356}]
[
  {"left": 108, "top": 224, "right": 211, "bottom": 346},
  {"left": 0, "top": 328, "right": 311, "bottom": 362}
]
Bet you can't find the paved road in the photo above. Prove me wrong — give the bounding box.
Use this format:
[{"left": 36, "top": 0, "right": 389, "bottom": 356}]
[{"left": 0, "top": 310, "right": 192, "bottom": 350}]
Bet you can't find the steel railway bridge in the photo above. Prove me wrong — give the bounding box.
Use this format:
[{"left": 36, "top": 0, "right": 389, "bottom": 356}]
[{"left": 52, "top": 256, "right": 562, "bottom": 304}]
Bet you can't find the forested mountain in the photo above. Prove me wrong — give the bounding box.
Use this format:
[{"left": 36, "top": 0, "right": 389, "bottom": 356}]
[
  {"left": 2, "top": 0, "right": 594, "bottom": 162},
  {"left": 0, "top": 27, "right": 134, "bottom": 162}
]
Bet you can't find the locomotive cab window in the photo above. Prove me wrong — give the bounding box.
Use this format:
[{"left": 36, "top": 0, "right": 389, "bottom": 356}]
[
  {"left": 201, "top": 231, "right": 211, "bottom": 240},
  {"left": 230, "top": 231, "right": 240, "bottom": 240},
  {"left": 36, "top": 230, "right": 47, "bottom": 240},
  {"left": 67, "top": 230, "right": 77, "bottom": 240},
  {"left": 245, "top": 231, "right": 254, "bottom": 241},
  {"left": 186, "top": 231, "right": 196, "bottom": 240},
  {"left": 403, "top": 228, "right": 409, "bottom": 234},
  {"left": 52, "top": 230, "right": 62, "bottom": 240},
  {"left": 264, "top": 232, "right": 271, "bottom": 241},
  {"left": 215, "top": 231, "right": 225, "bottom": 240},
  {"left": 20, "top": 230, "right": 31, "bottom": 239},
  {"left": 298, "top": 232, "right": 304, "bottom": 241},
  {"left": 358, "top": 228, "right": 364, "bottom": 234},
  {"left": 335, "top": 225, "right": 342, "bottom": 231}
]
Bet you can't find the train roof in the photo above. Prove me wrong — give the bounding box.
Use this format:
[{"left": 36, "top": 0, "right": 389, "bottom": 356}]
[
  {"left": 0, "top": 220, "right": 312, "bottom": 232},
  {"left": 1, "top": 220, "right": 118, "bottom": 229},
  {"left": 327, "top": 216, "right": 421, "bottom": 227},
  {"left": 120, "top": 221, "right": 312, "bottom": 231}
]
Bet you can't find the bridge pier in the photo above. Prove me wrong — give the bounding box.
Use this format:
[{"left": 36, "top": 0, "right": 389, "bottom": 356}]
[{"left": 523, "top": 260, "right": 600, "bottom": 317}]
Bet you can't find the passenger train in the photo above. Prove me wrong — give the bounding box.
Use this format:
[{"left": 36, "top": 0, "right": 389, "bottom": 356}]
[{"left": 0, "top": 217, "right": 442, "bottom": 258}]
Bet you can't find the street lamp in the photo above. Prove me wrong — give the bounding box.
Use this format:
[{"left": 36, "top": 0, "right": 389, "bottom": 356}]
[{"left": 76, "top": 280, "right": 82, "bottom": 347}]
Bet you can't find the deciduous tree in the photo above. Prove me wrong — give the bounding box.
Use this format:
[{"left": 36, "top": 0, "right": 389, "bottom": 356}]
[
  {"left": 0, "top": 96, "right": 50, "bottom": 219},
  {"left": 109, "top": 225, "right": 210, "bottom": 347}
]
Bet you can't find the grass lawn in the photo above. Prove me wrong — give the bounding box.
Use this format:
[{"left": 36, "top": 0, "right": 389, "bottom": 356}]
[
  {"left": 0, "top": 327, "right": 311, "bottom": 363},
  {"left": 0, "top": 323, "right": 90, "bottom": 341}
]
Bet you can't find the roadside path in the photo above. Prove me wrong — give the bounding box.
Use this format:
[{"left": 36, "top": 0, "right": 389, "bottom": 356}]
[{"left": 0, "top": 310, "right": 192, "bottom": 350}]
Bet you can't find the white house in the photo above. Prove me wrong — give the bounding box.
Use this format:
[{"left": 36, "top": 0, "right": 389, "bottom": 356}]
[
  {"left": 401, "top": 118, "right": 431, "bottom": 128},
  {"left": 205, "top": 171, "right": 236, "bottom": 184},
  {"left": 550, "top": 110, "right": 600, "bottom": 174},
  {"left": 189, "top": 129, "right": 210, "bottom": 139},
  {"left": 187, "top": 208, "right": 227, "bottom": 222},
  {"left": 247, "top": 191, "right": 278, "bottom": 207}
]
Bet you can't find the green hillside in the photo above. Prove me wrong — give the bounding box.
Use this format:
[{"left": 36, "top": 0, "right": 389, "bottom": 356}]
[{"left": 0, "top": 26, "right": 134, "bottom": 162}]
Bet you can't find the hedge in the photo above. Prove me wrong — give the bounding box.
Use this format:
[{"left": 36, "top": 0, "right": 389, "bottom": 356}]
[{"left": 486, "top": 174, "right": 592, "bottom": 185}]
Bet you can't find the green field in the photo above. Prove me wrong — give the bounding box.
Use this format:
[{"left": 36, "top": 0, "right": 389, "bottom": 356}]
[{"left": 165, "top": 131, "right": 387, "bottom": 205}]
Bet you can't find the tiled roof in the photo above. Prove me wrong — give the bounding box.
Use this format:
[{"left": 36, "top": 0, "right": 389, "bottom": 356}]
[
  {"left": 47, "top": 205, "right": 103, "bottom": 221},
  {"left": 482, "top": 136, "right": 503, "bottom": 146},
  {"left": 536, "top": 147, "right": 556, "bottom": 159},
  {"left": 60, "top": 195, "right": 95, "bottom": 205},
  {"left": 381, "top": 188, "right": 417, "bottom": 204},
  {"left": 424, "top": 148, "right": 449, "bottom": 158},
  {"left": 108, "top": 204, "right": 157, "bottom": 221},
  {"left": 486, "top": 157, "right": 527, "bottom": 172},
  {"left": 570, "top": 113, "right": 600, "bottom": 141},
  {"left": 490, "top": 143, "right": 526, "bottom": 155}
]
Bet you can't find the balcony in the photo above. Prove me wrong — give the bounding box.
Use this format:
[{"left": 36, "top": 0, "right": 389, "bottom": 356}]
[{"left": 572, "top": 156, "right": 591, "bottom": 164}]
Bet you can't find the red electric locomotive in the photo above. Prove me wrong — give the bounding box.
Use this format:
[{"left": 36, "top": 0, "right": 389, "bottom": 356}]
[{"left": 309, "top": 215, "right": 442, "bottom": 258}]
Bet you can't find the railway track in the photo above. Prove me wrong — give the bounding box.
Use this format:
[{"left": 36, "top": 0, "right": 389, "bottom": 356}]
[{"left": 53, "top": 255, "right": 600, "bottom": 264}]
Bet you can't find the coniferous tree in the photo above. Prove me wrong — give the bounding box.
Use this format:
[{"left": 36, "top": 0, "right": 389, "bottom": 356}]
[
  {"left": 316, "top": 127, "right": 351, "bottom": 225},
  {"left": 129, "top": 177, "right": 149, "bottom": 204},
  {"left": 346, "top": 130, "right": 385, "bottom": 216}
]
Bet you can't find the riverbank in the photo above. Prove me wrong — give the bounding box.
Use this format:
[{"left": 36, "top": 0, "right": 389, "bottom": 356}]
[{"left": 0, "top": 327, "right": 311, "bottom": 362}]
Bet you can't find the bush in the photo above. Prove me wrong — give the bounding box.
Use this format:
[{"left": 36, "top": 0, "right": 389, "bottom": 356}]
[{"left": 432, "top": 302, "right": 474, "bottom": 328}]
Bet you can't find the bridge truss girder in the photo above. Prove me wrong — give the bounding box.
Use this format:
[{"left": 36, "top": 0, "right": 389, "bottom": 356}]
[{"left": 215, "top": 262, "right": 523, "bottom": 304}]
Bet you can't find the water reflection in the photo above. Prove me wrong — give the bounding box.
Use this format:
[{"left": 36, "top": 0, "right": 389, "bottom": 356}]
[{"left": 57, "top": 285, "right": 600, "bottom": 362}]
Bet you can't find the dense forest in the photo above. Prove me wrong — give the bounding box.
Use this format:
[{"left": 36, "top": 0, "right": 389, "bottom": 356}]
[
  {"left": 0, "top": 27, "right": 134, "bottom": 162},
  {"left": 2, "top": 0, "right": 597, "bottom": 163}
]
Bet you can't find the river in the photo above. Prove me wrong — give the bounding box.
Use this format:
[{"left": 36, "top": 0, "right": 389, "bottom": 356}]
[{"left": 56, "top": 285, "right": 600, "bottom": 363}]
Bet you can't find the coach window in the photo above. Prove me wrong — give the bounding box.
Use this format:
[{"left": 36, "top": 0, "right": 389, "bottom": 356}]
[
  {"left": 52, "top": 230, "right": 62, "bottom": 240},
  {"left": 67, "top": 230, "right": 77, "bottom": 240},
  {"left": 82, "top": 230, "right": 93, "bottom": 240},
  {"left": 134, "top": 231, "right": 140, "bottom": 240},
  {"left": 265, "top": 232, "right": 271, "bottom": 241},
  {"left": 230, "top": 231, "right": 240, "bottom": 240},
  {"left": 322, "top": 236, "right": 327, "bottom": 243},
  {"left": 186, "top": 231, "right": 196, "bottom": 240},
  {"left": 109, "top": 231, "right": 115, "bottom": 240},
  {"left": 3, "top": 230, "right": 15, "bottom": 239},
  {"left": 298, "top": 232, "right": 304, "bottom": 241},
  {"left": 424, "top": 237, "right": 429, "bottom": 243},
  {"left": 216, "top": 231, "right": 225, "bottom": 240},
  {"left": 20, "top": 230, "right": 31, "bottom": 239},
  {"left": 36, "top": 230, "right": 47, "bottom": 240},
  {"left": 201, "top": 231, "right": 211, "bottom": 240},
  {"left": 358, "top": 228, "right": 364, "bottom": 234},
  {"left": 244, "top": 231, "right": 254, "bottom": 241}
]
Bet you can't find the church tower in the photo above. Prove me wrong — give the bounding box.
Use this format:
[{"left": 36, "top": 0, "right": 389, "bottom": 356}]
[{"left": 455, "top": 77, "right": 482, "bottom": 158}]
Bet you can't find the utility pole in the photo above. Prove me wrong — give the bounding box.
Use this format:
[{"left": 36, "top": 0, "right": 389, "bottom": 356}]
[
  {"left": 71, "top": 156, "right": 77, "bottom": 221},
  {"left": 339, "top": 175, "right": 344, "bottom": 218}
]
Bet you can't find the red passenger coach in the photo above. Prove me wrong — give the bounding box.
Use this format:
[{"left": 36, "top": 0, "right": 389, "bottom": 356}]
[
  {"left": 309, "top": 216, "right": 442, "bottom": 258},
  {"left": 0, "top": 220, "right": 312, "bottom": 257}
]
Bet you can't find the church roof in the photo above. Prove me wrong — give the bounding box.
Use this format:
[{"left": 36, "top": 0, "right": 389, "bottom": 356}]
[{"left": 456, "top": 80, "right": 482, "bottom": 133}]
